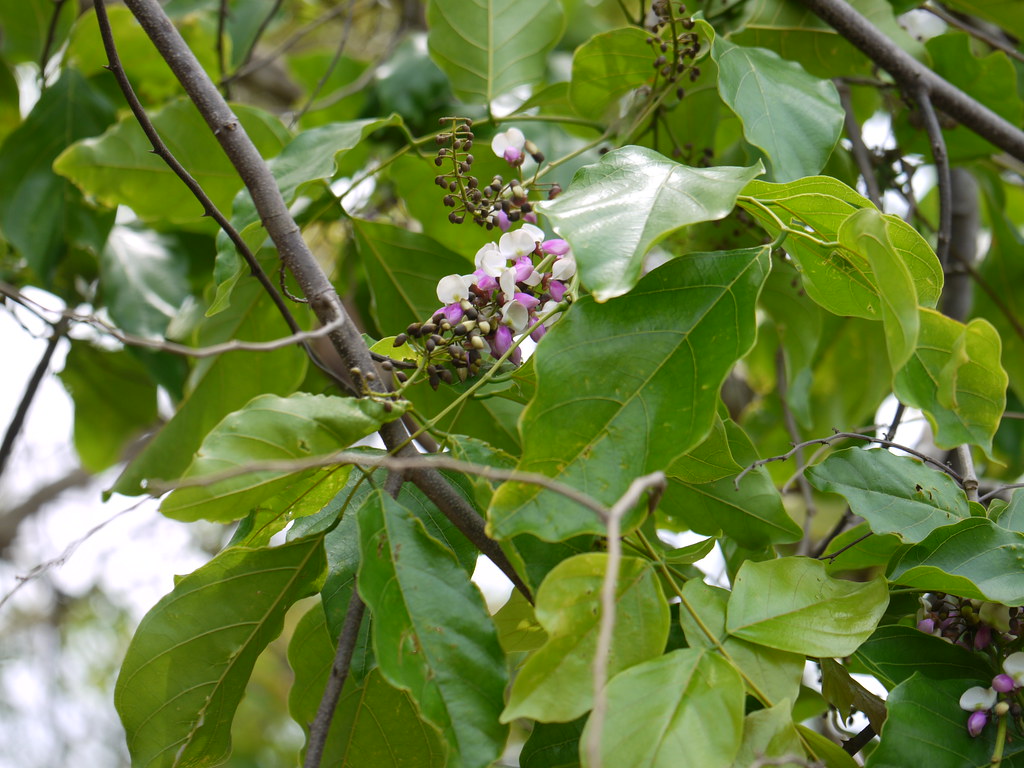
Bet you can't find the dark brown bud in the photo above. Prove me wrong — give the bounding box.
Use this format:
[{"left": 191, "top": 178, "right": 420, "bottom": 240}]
[
  {"left": 394, "top": 333, "right": 408, "bottom": 346},
  {"left": 449, "top": 212, "right": 464, "bottom": 224}
]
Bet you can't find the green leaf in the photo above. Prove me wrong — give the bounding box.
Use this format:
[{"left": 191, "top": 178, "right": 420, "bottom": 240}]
[
  {"left": 100, "top": 226, "right": 191, "bottom": 338},
  {"left": 0, "top": 0, "right": 76, "bottom": 64},
  {"left": 994, "top": 490, "right": 1024, "bottom": 533},
  {"left": 865, "top": 674, "right": 1024, "bottom": 768},
  {"left": 426, "top": 0, "right": 565, "bottom": 103},
  {"left": 680, "top": 580, "right": 804, "bottom": 705},
  {"left": 287, "top": 604, "right": 446, "bottom": 767},
  {"left": 821, "top": 521, "right": 901, "bottom": 574},
  {"left": 739, "top": 177, "right": 943, "bottom": 316},
  {"left": 520, "top": 719, "right": 585, "bottom": 768},
  {"left": 727, "top": 557, "right": 889, "bottom": 657},
  {"left": 59, "top": 343, "right": 157, "bottom": 472},
  {"left": 819, "top": 658, "right": 887, "bottom": 732},
  {"left": 580, "top": 649, "right": 745, "bottom": 768},
  {"left": 112, "top": 278, "right": 309, "bottom": 496},
  {"left": 489, "top": 247, "right": 770, "bottom": 541},
  {"left": 711, "top": 37, "right": 843, "bottom": 182},
  {"left": 894, "top": 309, "right": 1007, "bottom": 455},
  {"left": 357, "top": 491, "right": 508, "bottom": 768},
  {"left": 161, "top": 393, "right": 403, "bottom": 522},
  {"left": 734, "top": 702, "right": 805, "bottom": 768},
  {"left": 887, "top": 517, "right": 1024, "bottom": 604},
  {"left": 494, "top": 589, "right": 548, "bottom": 654},
  {"left": 837, "top": 208, "right": 918, "bottom": 370},
  {"left": 502, "top": 554, "right": 669, "bottom": 723},
  {"left": 852, "top": 625, "right": 991, "bottom": 690},
  {"left": 805, "top": 447, "right": 970, "bottom": 543},
  {"left": 115, "top": 535, "right": 326, "bottom": 768},
  {"left": 731, "top": 0, "right": 927, "bottom": 79},
  {"left": 666, "top": 414, "right": 742, "bottom": 484},
  {"left": 943, "top": 0, "right": 1024, "bottom": 38},
  {"left": 661, "top": 420, "right": 802, "bottom": 549},
  {"left": 54, "top": 98, "right": 288, "bottom": 226},
  {"left": 352, "top": 218, "right": 471, "bottom": 333},
  {"left": 536, "top": 146, "right": 763, "bottom": 301},
  {"left": 569, "top": 28, "right": 653, "bottom": 119},
  {"left": 797, "top": 725, "right": 858, "bottom": 768},
  {"left": 0, "top": 68, "right": 115, "bottom": 279}
]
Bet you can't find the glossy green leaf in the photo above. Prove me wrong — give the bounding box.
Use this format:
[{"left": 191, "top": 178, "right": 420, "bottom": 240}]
[
  {"left": 837, "top": 208, "right": 918, "bottom": 370},
  {"left": 489, "top": 247, "right": 770, "bottom": 541},
  {"left": 805, "top": 447, "right": 970, "bottom": 543},
  {"left": 580, "top": 649, "right": 744, "bottom": 768},
  {"left": 797, "top": 725, "right": 859, "bottom": 768},
  {"left": 734, "top": 702, "right": 804, "bottom": 768},
  {"left": 887, "top": 517, "right": 1024, "bottom": 604},
  {"left": 353, "top": 218, "right": 471, "bottom": 333},
  {"left": 865, "top": 674, "right": 1024, "bottom": 768},
  {"left": 112, "top": 279, "right": 309, "bottom": 496},
  {"left": 357, "top": 491, "right": 508, "bottom": 768},
  {"left": 994, "top": 490, "right": 1024, "bottom": 533},
  {"left": 54, "top": 98, "right": 288, "bottom": 225},
  {"left": 731, "top": 0, "right": 926, "bottom": 79},
  {"left": 852, "top": 625, "right": 991, "bottom": 690},
  {"left": 0, "top": 68, "right": 115, "bottom": 279},
  {"left": 502, "top": 554, "right": 669, "bottom": 723},
  {"left": 711, "top": 37, "right": 842, "bottom": 182},
  {"left": 536, "top": 146, "right": 763, "bottom": 301},
  {"left": 426, "top": 0, "right": 565, "bottom": 103},
  {"left": 569, "top": 28, "right": 653, "bottom": 118},
  {"left": 59, "top": 343, "right": 157, "bottom": 472},
  {"left": 287, "top": 604, "right": 446, "bottom": 767},
  {"left": 161, "top": 393, "right": 402, "bottom": 522},
  {"left": 100, "top": 226, "right": 191, "bottom": 338},
  {"left": 727, "top": 557, "right": 889, "bottom": 657},
  {"left": 740, "top": 177, "right": 943, "bottom": 316},
  {"left": 680, "top": 580, "right": 804, "bottom": 705},
  {"left": 661, "top": 420, "right": 802, "bottom": 549},
  {"left": 894, "top": 309, "right": 1007, "bottom": 454},
  {"left": 115, "top": 535, "right": 326, "bottom": 768}
]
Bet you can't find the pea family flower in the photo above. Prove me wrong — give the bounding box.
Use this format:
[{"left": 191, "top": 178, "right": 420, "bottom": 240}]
[
  {"left": 492, "top": 128, "right": 525, "bottom": 166},
  {"left": 397, "top": 223, "right": 575, "bottom": 387},
  {"left": 959, "top": 686, "right": 997, "bottom": 738}
]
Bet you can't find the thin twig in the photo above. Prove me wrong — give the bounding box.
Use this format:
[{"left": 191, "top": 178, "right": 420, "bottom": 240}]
[
  {"left": 811, "top": 507, "right": 855, "bottom": 559},
  {"left": 842, "top": 724, "right": 876, "bottom": 756},
  {"left": 236, "top": 0, "right": 284, "bottom": 72},
  {"left": 0, "top": 318, "right": 67, "bottom": 481},
  {"left": 913, "top": 84, "right": 952, "bottom": 268},
  {"left": 0, "top": 282, "right": 343, "bottom": 358},
  {"left": 776, "top": 348, "right": 818, "bottom": 555},
  {"left": 980, "top": 483, "right": 1024, "bottom": 503},
  {"left": 924, "top": 4, "right": 1024, "bottom": 63},
  {"left": 818, "top": 531, "right": 873, "bottom": 563},
  {"left": 39, "top": 0, "right": 69, "bottom": 84},
  {"left": 836, "top": 80, "right": 882, "bottom": 208},
  {"left": 798, "top": 0, "right": 1024, "bottom": 162},
  {"left": 956, "top": 445, "right": 979, "bottom": 501},
  {"left": 216, "top": 0, "right": 231, "bottom": 98},
  {"left": 303, "top": 591, "right": 365, "bottom": 768},
  {"left": 289, "top": 0, "right": 358, "bottom": 129},
  {"left": 736, "top": 431, "right": 963, "bottom": 487},
  {"left": 586, "top": 472, "right": 666, "bottom": 768},
  {"left": 884, "top": 401, "right": 906, "bottom": 442}
]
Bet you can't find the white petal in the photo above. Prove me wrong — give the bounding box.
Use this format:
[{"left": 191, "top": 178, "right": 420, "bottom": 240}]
[
  {"left": 490, "top": 127, "right": 525, "bottom": 156},
  {"left": 499, "top": 267, "right": 517, "bottom": 297},
  {"left": 551, "top": 255, "right": 577, "bottom": 281},
  {"left": 502, "top": 300, "right": 529, "bottom": 331},
  {"left": 436, "top": 274, "right": 473, "bottom": 304},
  {"left": 1005, "top": 652, "right": 1024, "bottom": 683},
  {"left": 499, "top": 229, "right": 536, "bottom": 258},
  {"left": 523, "top": 269, "right": 542, "bottom": 286},
  {"left": 541, "top": 299, "right": 562, "bottom": 324},
  {"left": 475, "top": 242, "right": 506, "bottom": 277},
  {"left": 520, "top": 222, "right": 545, "bottom": 242},
  {"left": 959, "top": 686, "right": 997, "bottom": 711}
]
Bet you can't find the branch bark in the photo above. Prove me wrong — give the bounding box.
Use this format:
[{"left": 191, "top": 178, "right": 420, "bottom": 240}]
[{"left": 798, "top": 0, "right": 1024, "bottom": 163}]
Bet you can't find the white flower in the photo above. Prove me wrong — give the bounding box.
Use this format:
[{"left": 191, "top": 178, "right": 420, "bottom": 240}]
[
  {"left": 959, "top": 686, "right": 997, "bottom": 712},
  {"left": 436, "top": 274, "right": 475, "bottom": 304},
  {"left": 551, "top": 255, "right": 577, "bottom": 281},
  {"left": 491, "top": 128, "right": 525, "bottom": 160},
  {"left": 498, "top": 229, "right": 537, "bottom": 260},
  {"left": 501, "top": 299, "right": 529, "bottom": 331},
  {"left": 475, "top": 242, "right": 505, "bottom": 277},
  {"left": 499, "top": 267, "right": 517, "bottom": 298},
  {"left": 541, "top": 299, "right": 562, "bottom": 324},
  {"left": 1004, "top": 652, "right": 1024, "bottom": 685},
  {"left": 520, "top": 222, "right": 545, "bottom": 242}
]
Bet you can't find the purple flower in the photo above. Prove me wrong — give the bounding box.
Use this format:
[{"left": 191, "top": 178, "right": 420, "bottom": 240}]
[
  {"left": 974, "top": 625, "right": 992, "bottom": 650},
  {"left": 993, "top": 674, "right": 1016, "bottom": 693},
  {"left": 917, "top": 618, "right": 936, "bottom": 634},
  {"left": 548, "top": 280, "right": 567, "bottom": 302},
  {"left": 968, "top": 710, "right": 988, "bottom": 737},
  {"left": 440, "top": 303, "right": 463, "bottom": 324},
  {"left": 473, "top": 269, "right": 498, "bottom": 293},
  {"left": 530, "top": 323, "right": 547, "bottom": 342},
  {"left": 523, "top": 212, "right": 538, "bottom": 224},
  {"left": 541, "top": 239, "right": 570, "bottom": 256},
  {"left": 514, "top": 292, "right": 540, "bottom": 310},
  {"left": 491, "top": 325, "right": 513, "bottom": 358},
  {"left": 493, "top": 209, "right": 511, "bottom": 231},
  {"left": 513, "top": 256, "right": 536, "bottom": 283},
  {"left": 492, "top": 128, "right": 526, "bottom": 167}
]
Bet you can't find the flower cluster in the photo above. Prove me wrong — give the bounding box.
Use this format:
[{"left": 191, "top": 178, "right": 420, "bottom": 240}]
[
  {"left": 959, "top": 653, "right": 1024, "bottom": 737},
  {"left": 916, "top": 593, "right": 1022, "bottom": 650},
  {"left": 433, "top": 117, "right": 560, "bottom": 230},
  {"left": 394, "top": 224, "right": 575, "bottom": 386}
]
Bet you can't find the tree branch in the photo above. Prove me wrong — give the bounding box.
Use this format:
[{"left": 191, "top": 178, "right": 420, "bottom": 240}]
[
  {"left": 835, "top": 80, "right": 882, "bottom": 208},
  {"left": 913, "top": 85, "right": 952, "bottom": 268},
  {"left": 0, "top": 318, "right": 67, "bottom": 482},
  {"left": 797, "top": 0, "right": 1024, "bottom": 163}
]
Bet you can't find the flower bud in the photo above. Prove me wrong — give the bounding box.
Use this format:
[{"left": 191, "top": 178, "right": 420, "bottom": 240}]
[{"left": 967, "top": 710, "right": 988, "bottom": 737}]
